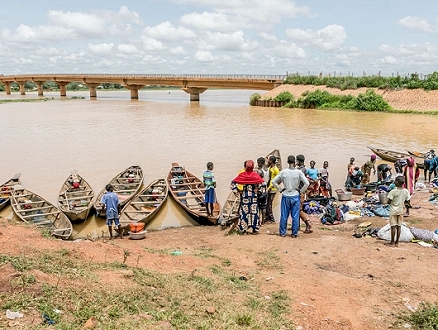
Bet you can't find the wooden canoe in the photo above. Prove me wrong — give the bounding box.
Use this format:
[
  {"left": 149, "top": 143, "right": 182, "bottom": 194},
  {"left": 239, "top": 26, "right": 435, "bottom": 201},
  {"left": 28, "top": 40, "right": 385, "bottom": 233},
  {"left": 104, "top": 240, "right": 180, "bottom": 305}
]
[
  {"left": 120, "top": 178, "right": 168, "bottom": 228},
  {"left": 219, "top": 149, "right": 280, "bottom": 225},
  {"left": 167, "top": 163, "right": 221, "bottom": 225},
  {"left": 58, "top": 172, "right": 94, "bottom": 223},
  {"left": 0, "top": 173, "right": 21, "bottom": 211},
  {"left": 367, "top": 147, "right": 424, "bottom": 169},
  {"left": 10, "top": 186, "right": 73, "bottom": 240},
  {"left": 94, "top": 165, "right": 144, "bottom": 217}
]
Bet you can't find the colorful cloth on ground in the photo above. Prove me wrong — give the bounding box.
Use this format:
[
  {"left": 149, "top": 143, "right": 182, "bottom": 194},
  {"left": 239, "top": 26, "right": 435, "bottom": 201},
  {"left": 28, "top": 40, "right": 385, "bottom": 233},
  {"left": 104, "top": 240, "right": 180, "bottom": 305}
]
[
  {"left": 203, "top": 170, "right": 216, "bottom": 190},
  {"left": 410, "top": 227, "right": 435, "bottom": 242},
  {"left": 403, "top": 157, "right": 420, "bottom": 194},
  {"left": 306, "top": 177, "right": 319, "bottom": 197},
  {"left": 387, "top": 187, "right": 410, "bottom": 215}
]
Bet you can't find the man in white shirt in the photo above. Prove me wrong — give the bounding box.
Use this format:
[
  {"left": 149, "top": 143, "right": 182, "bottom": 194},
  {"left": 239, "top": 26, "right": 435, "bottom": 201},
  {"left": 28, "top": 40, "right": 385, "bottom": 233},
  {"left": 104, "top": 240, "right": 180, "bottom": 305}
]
[{"left": 272, "top": 155, "right": 309, "bottom": 237}]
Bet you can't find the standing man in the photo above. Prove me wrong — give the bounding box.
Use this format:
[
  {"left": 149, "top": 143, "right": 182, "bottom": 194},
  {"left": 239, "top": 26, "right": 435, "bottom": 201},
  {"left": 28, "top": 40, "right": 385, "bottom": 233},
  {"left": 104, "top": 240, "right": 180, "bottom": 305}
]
[
  {"left": 272, "top": 155, "right": 309, "bottom": 237},
  {"left": 100, "top": 184, "right": 122, "bottom": 239},
  {"left": 296, "top": 154, "right": 313, "bottom": 233},
  {"left": 203, "top": 162, "right": 216, "bottom": 217},
  {"left": 256, "top": 157, "right": 269, "bottom": 224},
  {"left": 266, "top": 155, "right": 280, "bottom": 223}
]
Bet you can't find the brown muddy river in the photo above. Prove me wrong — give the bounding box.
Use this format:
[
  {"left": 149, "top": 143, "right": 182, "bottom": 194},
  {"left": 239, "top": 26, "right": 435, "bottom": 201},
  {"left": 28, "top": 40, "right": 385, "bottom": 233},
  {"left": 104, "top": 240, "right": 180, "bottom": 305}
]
[{"left": 0, "top": 89, "right": 435, "bottom": 238}]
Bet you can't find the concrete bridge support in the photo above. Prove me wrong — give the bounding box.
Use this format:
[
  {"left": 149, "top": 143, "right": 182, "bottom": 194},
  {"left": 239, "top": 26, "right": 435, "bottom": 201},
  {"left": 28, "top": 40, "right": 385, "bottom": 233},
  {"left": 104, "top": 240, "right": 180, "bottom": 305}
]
[
  {"left": 4, "top": 82, "right": 11, "bottom": 95},
  {"left": 125, "top": 84, "right": 145, "bottom": 100},
  {"left": 85, "top": 83, "right": 100, "bottom": 99},
  {"left": 16, "top": 81, "right": 26, "bottom": 95},
  {"left": 35, "top": 82, "right": 44, "bottom": 96},
  {"left": 182, "top": 87, "right": 207, "bottom": 102},
  {"left": 56, "top": 82, "right": 68, "bottom": 97}
]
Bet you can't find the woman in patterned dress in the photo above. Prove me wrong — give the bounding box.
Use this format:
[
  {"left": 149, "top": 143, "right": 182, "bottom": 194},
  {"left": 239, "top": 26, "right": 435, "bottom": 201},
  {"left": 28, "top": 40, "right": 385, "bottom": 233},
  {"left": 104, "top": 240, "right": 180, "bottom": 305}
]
[{"left": 231, "top": 160, "right": 265, "bottom": 235}]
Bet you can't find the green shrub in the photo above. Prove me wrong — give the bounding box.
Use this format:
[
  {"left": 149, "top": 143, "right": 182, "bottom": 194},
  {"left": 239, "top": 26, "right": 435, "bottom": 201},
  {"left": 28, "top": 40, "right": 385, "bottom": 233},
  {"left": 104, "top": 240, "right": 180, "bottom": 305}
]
[
  {"left": 398, "top": 302, "right": 438, "bottom": 330},
  {"left": 274, "top": 91, "right": 294, "bottom": 102},
  {"left": 352, "top": 89, "right": 391, "bottom": 111},
  {"left": 249, "top": 93, "right": 261, "bottom": 105}
]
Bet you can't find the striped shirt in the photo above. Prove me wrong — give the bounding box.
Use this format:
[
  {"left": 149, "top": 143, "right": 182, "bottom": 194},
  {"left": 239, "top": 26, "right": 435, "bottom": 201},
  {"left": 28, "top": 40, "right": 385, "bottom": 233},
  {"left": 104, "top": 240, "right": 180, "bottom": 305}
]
[{"left": 203, "top": 170, "right": 216, "bottom": 190}]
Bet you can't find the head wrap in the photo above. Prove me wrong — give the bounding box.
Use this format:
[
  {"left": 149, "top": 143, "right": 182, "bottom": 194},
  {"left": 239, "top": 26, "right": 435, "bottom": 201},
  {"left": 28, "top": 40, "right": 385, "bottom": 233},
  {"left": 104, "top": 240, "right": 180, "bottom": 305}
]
[
  {"left": 406, "top": 156, "right": 415, "bottom": 167},
  {"left": 371, "top": 154, "right": 377, "bottom": 161},
  {"left": 232, "top": 160, "right": 264, "bottom": 184}
]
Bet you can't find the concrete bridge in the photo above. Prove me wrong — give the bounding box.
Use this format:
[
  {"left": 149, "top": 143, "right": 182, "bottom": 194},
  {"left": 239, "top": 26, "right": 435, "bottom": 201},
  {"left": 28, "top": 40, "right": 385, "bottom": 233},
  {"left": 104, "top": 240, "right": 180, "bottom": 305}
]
[{"left": 0, "top": 74, "right": 286, "bottom": 101}]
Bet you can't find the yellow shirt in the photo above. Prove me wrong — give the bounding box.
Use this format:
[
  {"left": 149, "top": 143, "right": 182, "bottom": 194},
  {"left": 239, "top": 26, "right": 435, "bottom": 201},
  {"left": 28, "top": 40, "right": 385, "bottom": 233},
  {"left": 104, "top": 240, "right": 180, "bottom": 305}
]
[
  {"left": 236, "top": 168, "right": 245, "bottom": 191},
  {"left": 268, "top": 165, "right": 280, "bottom": 192}
]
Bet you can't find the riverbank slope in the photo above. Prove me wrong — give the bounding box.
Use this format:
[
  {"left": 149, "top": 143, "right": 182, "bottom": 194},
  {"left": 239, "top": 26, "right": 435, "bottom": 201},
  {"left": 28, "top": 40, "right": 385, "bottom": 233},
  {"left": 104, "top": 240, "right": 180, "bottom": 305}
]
[{"left": 262, "top": 85, "right": 438, "bottom": 111}]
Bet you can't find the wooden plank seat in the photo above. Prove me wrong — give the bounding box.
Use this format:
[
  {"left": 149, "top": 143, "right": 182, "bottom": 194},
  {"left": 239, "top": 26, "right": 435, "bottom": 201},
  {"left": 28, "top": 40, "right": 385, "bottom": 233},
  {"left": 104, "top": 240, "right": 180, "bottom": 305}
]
[
  {"left": 17, "top": 205, "right": 53, "bottom": 212},
  {"left": 22, "top": 211, "right": 60, "bottom": 219},
  {"left": 175, "top": 195, "right": 203, "bottom": 199},
  {"left": 59, "top": 195, "right": 93, "bottom": 201},
  {"left": 114, "top": 189, "right": 137, "bottom": 193}
]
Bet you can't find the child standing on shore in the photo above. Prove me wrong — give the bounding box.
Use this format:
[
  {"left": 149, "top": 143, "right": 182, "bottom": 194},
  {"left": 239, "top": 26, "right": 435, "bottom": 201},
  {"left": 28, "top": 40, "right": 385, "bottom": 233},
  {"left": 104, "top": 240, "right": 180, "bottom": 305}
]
[
  {"left": 387, "top": 176, "right": 411, "bottom": 247},
  {"left": 203, "top": 162, "right": 216, "bottom": 217}
]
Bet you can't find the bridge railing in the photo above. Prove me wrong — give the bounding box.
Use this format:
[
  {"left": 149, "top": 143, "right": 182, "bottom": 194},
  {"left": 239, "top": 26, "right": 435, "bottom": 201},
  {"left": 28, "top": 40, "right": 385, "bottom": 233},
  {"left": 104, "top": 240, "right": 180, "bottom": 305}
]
[{"left": 1, "top": 73, "right": 287, "bottom": 81}]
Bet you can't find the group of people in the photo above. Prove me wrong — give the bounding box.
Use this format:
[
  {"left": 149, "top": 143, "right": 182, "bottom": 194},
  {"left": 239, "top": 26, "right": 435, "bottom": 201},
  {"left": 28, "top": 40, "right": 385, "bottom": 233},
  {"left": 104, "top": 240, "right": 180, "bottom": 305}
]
[{"left": 215, "top": 154, "right": 332, "bottom": 237}]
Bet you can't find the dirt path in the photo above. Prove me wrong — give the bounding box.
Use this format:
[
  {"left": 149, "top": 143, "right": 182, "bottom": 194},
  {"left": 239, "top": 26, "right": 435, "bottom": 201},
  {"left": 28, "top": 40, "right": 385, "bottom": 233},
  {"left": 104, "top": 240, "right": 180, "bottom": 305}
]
[
  {"left": 1, "top": 190, "right": 437, "bottom": 329},
  {"left": 261, "top": 85, "right": 438, "bottom": 111}
]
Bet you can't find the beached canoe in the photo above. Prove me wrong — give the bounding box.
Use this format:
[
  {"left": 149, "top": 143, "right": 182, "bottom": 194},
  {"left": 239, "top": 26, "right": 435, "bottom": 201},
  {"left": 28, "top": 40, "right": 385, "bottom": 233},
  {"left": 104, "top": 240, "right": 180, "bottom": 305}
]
[
  {"left": 120, "top": 178, "right": 168, "bottom": 228},
  {"left": 407, "top": 150, "right": 425, "bottom": 158},
  {"left": 0, "top": 173, "right": 21, "bottom": 211},
  {"left": 219, "top": 149, "right": 280, "bottom": 225},
  {"left": 10, "top": 186, "right": 73, "bottom": 240},
  {"left": 57, "top": 172, "right": 94, "bottom": 223},
  {"left": 94, "top": 165, "right": 144, "bottom": 217},
  {"left": 167, "top": 163, "right": 221, "bottom": 225},
  {"left": 367, "top": 147, "right": 424, "bottom": 169}
]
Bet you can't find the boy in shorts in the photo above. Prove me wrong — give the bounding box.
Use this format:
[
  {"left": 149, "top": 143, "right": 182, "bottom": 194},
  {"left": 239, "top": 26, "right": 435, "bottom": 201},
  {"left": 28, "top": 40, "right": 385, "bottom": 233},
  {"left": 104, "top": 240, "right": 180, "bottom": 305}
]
[
  {"left": 387, "top": 176, "right": 410, "bottom": 247},
  {"left": 203, "top": 162, "right": 216, "bottom": 217},
  {"left": 100, "top": 184, "right": 122, "bottom": 239}
]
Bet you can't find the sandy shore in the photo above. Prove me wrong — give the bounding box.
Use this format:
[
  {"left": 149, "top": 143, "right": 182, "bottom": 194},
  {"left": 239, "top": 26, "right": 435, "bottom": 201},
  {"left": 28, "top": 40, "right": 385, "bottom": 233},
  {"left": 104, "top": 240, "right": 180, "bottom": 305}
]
[{"left": 262, "top": 85, "right": 438, "bottom": 112}]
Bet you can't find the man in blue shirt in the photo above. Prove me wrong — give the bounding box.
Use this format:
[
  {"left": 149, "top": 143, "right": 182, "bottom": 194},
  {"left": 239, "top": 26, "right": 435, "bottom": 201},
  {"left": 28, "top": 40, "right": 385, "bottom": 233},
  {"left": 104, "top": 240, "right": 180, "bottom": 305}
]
[{"left": 100, "top": 184, "right": 123, "bottom": 239}]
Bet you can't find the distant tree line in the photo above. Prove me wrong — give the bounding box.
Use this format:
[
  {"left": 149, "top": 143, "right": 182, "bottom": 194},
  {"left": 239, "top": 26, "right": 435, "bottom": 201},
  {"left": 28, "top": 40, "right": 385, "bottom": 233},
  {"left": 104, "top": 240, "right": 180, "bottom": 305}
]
[{"left": 283, "top": 71, "right": 438, "bottom": 91}]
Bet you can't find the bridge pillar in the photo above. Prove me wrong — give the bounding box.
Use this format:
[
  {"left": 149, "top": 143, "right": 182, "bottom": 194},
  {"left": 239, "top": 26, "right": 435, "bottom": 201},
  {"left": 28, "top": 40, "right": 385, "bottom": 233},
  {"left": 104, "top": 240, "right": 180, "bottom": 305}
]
[
  {"left": 16, "top": 81, "right": 26, "bottom": 95},
  {"left": 85, "top": 83, "right": 100, "bottom": 99},
  {"left": 125, "top": 84, "right": 145, "bottom": 100},
  {"left": 56, "top": 82, "right": 68, "bottom": 97},
  {"left": 4, "top": 82, "right": 11, "bottom": 95},
  {"left": 182, "top": 87, "right": 207, "bottom": 102},
  {"left": 35, "top": 81, "right": 44, "bottom": 96}
]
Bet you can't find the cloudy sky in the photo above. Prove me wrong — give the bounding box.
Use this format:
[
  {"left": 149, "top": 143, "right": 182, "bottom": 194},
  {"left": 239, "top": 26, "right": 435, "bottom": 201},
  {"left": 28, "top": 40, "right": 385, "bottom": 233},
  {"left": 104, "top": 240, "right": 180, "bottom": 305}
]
[{"left": 0, "top": 0, "right": 436, "bottom": 76}]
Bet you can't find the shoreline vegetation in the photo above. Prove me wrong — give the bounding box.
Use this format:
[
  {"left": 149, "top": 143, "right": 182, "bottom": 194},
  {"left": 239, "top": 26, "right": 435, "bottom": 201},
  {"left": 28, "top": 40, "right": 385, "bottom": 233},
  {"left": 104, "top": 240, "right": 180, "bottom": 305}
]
[{"left": 253, "top": 72, "right": 438, "bottom": 114}]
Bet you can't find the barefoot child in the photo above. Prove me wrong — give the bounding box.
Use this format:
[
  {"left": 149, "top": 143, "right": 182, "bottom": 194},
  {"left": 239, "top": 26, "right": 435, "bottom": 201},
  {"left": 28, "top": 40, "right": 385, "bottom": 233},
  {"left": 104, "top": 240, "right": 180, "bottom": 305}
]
[
  {"left": 387, "top": 176, "right": 410, "bottom": 247},
  {"left": 203, "top": 162, "right": 216, "bottom": 217}
]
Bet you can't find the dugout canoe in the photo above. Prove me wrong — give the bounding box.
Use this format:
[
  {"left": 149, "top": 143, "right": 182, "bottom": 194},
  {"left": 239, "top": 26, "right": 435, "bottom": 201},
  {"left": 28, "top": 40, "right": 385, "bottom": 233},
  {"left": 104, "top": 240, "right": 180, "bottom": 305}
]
[
  {"left": 57, "top": 171, "right": 94, "bottom": 223},
  {"left": 167, "top": 163, "right": 221, "bottom": 225},
  {"left": 219, "top": 149, "right": 280, "bottom": 225},
  {"left": 407, "top": 150, "right": 425, "bottom": 158},
  {"left": 0, "top": 173, "right": 21, "bottom": 211},
  {"left": 10, "top": 185, "right": 72, "bottom": 240},
  {"left": 367, "top": 147, "right": 424, "bottom": 169},
  {"left": 120, "top": 178, "right": 168, "bottom": 228},
  {"left": 94, "top": 165, "right": 144, "bottom": 217}
]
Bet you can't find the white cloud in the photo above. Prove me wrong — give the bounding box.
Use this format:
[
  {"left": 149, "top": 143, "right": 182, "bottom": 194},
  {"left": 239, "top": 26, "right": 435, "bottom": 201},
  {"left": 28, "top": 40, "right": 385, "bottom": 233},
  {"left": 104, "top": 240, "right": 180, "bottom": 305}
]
[
  {"left": 88, "top": 43, "right": 114, "bottom": 54},
  {"left": 117, "top": 43, "right": 138, "bottom": 54},
  {"left": 1, "top": 24, "right": 74, "bottom": 42},
  {"left": 143, "top": 21, "right": 196, "bottom": 41},
  {"left": 194, "top": 50, "right": 215, "bottom": 62},
  {"left": 170, "top": 46, "right": 186, "bottom": 54},
  {"left": 198, "top": 31, "right": 258, "bottom": 51},
  {"left": 180, "top": 11, "right": 235, "bottom": 33},
  {"left": 48, "top": 10, "right": 107, "bottom": 38},
  {"left": 286, "top": 24, "right": 347, "bottom": 51},
  {"left": 140, "top": 36, "right": 164, "bottom": 51},
  {"left": 398, "top": 16, "right": 437, "bottom": 34}
]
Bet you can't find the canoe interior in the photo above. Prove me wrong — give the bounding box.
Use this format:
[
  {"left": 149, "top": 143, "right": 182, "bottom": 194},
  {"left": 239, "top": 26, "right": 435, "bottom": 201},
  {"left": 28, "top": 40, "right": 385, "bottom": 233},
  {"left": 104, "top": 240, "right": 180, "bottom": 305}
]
[
  {"left": 0, "top": 173, "right": 21, "bottom": 211},
  {"left": 11, "top": 188, "right": 72, "bottom": 239},
  {"left": 120, "top": 178, "right": 168, "bottom": 227},
  {"left": 167, "top": 163, "right": 220, "bottom": 225},
  {"left": 368, "top": 147, "right": 424, "bottom": 169},
  {"left": 94, "top": 165, "right": 144, "bottom": 217},
  {"left": 58, "top": 173, "right": 94, "bottom": 222}
]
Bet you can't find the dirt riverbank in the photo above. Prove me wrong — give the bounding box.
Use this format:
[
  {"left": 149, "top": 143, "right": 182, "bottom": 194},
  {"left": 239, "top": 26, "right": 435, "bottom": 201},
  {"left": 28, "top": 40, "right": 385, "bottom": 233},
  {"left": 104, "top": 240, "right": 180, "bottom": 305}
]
[
  {"left": 1, "top": 189, "right": 437, "bottom": 329},
  {"left": 262, "top": 85, "right": 438, "bottom": 111}
]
